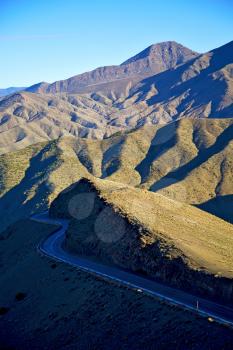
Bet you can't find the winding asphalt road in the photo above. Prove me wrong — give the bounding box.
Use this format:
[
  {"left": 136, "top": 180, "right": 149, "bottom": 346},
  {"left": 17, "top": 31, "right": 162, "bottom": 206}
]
[{"left": 32, "top": 212, "right": 233, "bottom": 328}]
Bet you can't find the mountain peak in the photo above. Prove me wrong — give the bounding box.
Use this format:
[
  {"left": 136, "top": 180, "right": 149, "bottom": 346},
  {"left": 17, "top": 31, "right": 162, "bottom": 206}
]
[
  {"left": 26, "top": 41, "right": 200, "bottom": 95},
  {"left": 121, "top": 41, "right": 199, "bottom": 67}
]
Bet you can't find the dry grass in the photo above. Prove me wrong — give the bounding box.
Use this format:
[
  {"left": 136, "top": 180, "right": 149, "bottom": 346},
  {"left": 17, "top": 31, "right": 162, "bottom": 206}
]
[
  {"left": 80, "top": 177, "right": 233, "bottom": 278},
  {"left": 0, "top": 142, "right": 46, "bottom": 196},
  {"left": 0, "top": 117, "right": 232, "bottom": 234}
]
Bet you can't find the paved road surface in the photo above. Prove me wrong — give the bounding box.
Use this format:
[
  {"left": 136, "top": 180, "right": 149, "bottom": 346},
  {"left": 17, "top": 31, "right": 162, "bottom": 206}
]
[{"left": 32, "top": 212, "right": 233, "bottom": 328}]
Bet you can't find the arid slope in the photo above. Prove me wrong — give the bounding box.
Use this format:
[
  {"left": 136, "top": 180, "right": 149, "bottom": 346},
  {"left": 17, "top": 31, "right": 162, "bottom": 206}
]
[
  {"left": 1, "top": 219, "right": 233, "bottom": 349},
  {"left": 0, "top": 41, "right": 232, "bottom": 154},
  {"left": 50, "top": 177, "right": 233, "bottom": 302},
  {"left": 0, "top": 118, "right": 232, "bottom": 233}
]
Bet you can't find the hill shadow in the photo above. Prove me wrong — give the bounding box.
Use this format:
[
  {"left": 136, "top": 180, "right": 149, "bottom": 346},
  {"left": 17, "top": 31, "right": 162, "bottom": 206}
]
[
  {"left": 197, "top": 195, "right": 233, "bottom": 224},
  {"left": 101, "top": 138, "right": 125, "bottom": 178},
  {"left": 135, "top": 123, "right": 178, "bottom": 183},
  {"left": 150, "top": 123, "right": 233, "bottom": 191},
  {"left": 0, "top": 142, "right": 60, "bottom": 232}
]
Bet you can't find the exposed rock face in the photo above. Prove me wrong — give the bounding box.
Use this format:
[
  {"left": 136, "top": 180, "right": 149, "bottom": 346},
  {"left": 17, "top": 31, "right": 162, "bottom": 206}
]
[
  {"left": 50, "top": 178, "right": 233, "bottom": 305},
  {"left": 125, "top": 40, "right": 233, "bottom": 120},
  {"left": 121, "top": 41, "right": 198, "bottom": 71}
]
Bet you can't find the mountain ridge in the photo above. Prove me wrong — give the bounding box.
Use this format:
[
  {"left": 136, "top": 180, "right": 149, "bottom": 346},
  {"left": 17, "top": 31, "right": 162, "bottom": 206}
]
[
  {"left": 26, "top": 41, "right": 199, "bottom": 94},
  {"left": 121, "top": 40, "right": 198, "bottom": 65},
  {"left": 0, "top": 40, "right": 232, "bottom": 155}
]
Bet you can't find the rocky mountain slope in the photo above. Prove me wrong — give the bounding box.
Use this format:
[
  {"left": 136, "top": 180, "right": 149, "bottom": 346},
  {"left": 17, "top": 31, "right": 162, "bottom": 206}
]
[
  {"left": 49, "top": 177, "right": 233, "bottom": 304},
  {"left": 123, "top": 40, "right": 233, "bottom": 120},
  {"left": 0, "top": 118, "right": 232, "bottom": 233},
  {"left": 0, "top": 92, "right": 120, "bottom": 154},
  {"left": 0, "top": 41, "right": 232, "bottom": 154}
]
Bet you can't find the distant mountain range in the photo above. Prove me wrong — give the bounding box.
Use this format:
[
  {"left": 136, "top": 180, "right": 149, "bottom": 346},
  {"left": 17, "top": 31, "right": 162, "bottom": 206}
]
[
  {"left": 0, "top": 86, "right": 25, "bottom": 97},
  {"left": 0, "top": 40, "right": 232, "bottom": 154}
]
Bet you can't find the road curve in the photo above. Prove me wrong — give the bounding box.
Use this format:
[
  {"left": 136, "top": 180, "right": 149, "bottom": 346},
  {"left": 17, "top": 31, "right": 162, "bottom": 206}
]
[{"left": 32, "top": 212, "right": 233, "bottom": 328}]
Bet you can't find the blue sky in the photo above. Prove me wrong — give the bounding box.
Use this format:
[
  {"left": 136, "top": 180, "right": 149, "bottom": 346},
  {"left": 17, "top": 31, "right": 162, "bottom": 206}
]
[{"left": 1, "top": 0, "right": 233, "bottom": 87}]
